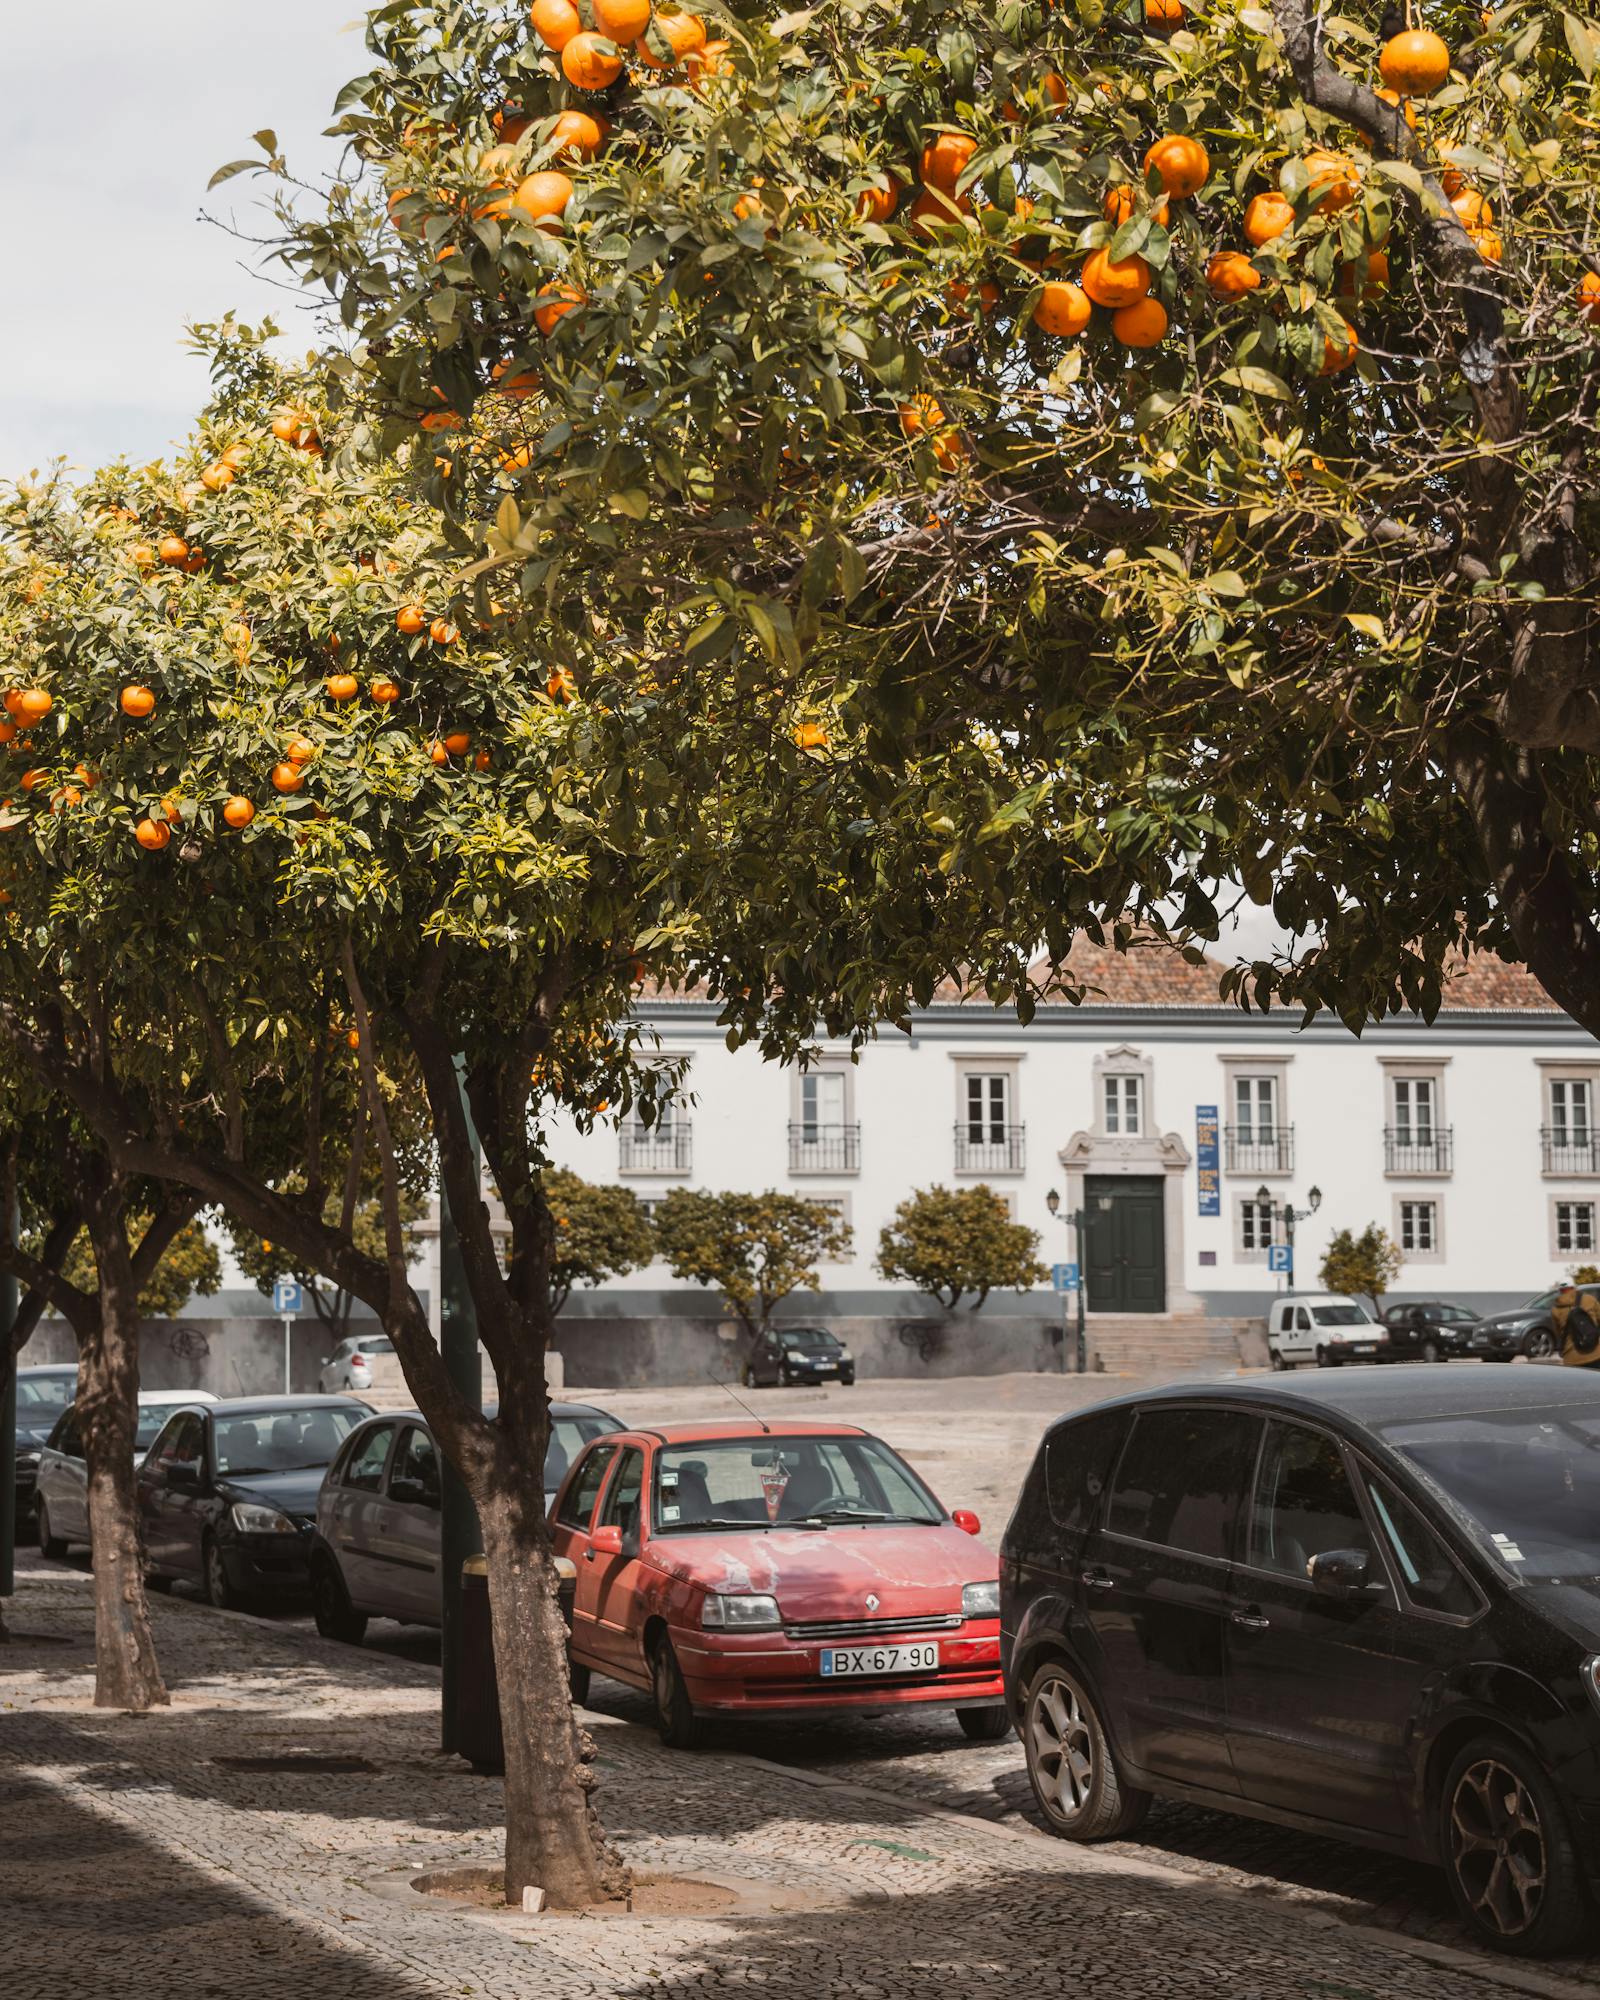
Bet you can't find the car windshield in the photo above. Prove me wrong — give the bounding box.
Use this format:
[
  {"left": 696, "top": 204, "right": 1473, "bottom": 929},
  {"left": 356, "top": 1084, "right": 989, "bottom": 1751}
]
[
  {"left": 355, "top": 1338, "right": 395, "bottom": 1356},
  {"left": 1312, "top": 1306, "right": 1370, "bottom": 1326},
  {"left": 779, "top": 1330, "right": 838, "bottom": 1352},
  {"left": 652, "top": 1435, "right": 942, "bottom": 1533},
  {"left": 136, "top": 1402, "right": 199, "bottom": 1450},
  {"left": 17, "top": 1374, "right": 75, "bottom": 1414},
  {"left": 545, "top": 1412, "right": 621, "bottom": 1490},
  {"left": 1379, "top": 1406, "right": 1600, "bottom": 1580},
  {"left": 213, "top": 1406, "right": 363, "bottom": 1476}
]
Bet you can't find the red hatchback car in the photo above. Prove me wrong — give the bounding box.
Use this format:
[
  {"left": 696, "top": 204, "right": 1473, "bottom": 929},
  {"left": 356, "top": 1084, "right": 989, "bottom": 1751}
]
[{"left": 549, "top": 1419, "right": 1008, "bottom": 1746}]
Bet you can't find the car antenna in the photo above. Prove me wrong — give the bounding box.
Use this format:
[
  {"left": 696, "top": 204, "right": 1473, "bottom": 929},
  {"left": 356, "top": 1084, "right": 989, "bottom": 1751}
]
[{"left": 707, "top": 1366, "right": 770, "bottom": 1435}]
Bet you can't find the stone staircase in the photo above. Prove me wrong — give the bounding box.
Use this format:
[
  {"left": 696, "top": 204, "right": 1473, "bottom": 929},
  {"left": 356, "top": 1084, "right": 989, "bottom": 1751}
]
[{"left": 1083, "top": 1314, "right": 1261, "bottom": 1375}]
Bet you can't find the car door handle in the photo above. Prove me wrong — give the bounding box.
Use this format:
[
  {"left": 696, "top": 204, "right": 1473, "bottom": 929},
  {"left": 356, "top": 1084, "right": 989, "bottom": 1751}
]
[
  {"left": 1081, "top": 1568, "right": 1115, "bottom": 1592},
  {"left": 583, "top": 1547, "right": 597, "bottom": 1562},
  {"left": 1231, "top": 1607, "right": 1271, "bottom": 1631}
]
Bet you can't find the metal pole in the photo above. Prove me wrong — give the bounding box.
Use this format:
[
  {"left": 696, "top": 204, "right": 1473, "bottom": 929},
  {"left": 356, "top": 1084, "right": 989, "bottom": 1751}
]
[
  {"left": 439, "top": 1059, "right": 484, "bottom": 1757},
  {"left": 1286, "top": 1206, "right": 1297, "bottom": 1290},
  {"left": 1073, "top": 1207, "right": 1088, "bottom": 1373},
  {"left": 282, "top": 1315, "right": 292, "bottom": 1395}
]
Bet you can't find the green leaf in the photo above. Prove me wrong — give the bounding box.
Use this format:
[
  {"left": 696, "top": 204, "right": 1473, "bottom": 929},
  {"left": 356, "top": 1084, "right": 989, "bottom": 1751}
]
[
  {"left": 1345, "top": 612, "right": 1386, "bottom": 641},
  {"left": 1566, "top": 10, "right": 1598, "bottom": 75},
  {"left": 208, "top": 159, "right": 263, "bottom": 189},
  {"left": 1219, "top": 365, "right": 1292, "bottom": 401},
  {"left": 1372, "top": 159, "right": 1425, "bottom": 197},
  {"left": 607, "top": 489, "right": 650, "bottom": 521}
]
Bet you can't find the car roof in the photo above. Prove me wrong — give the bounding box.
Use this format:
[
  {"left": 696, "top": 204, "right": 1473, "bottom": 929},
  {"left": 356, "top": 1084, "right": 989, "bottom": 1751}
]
[
  {"left": 343, "top": 1400, "right": 622, "bottom": 1432},
  {"left": 1049, "top": 1366, "right": 1600, "bottom": 1435},
  {"left": 137, "top": 1389, "right": 219, "bottom": 1404},
  {"left": 627, "top": 1419, "right": 870, "bottom": 1446},
  {"left": 18, "top": 1364, "right": 78, "bottom": 1378},
  {"left": 204, "top": 1395, "right": 361, "bottom": 1416}
]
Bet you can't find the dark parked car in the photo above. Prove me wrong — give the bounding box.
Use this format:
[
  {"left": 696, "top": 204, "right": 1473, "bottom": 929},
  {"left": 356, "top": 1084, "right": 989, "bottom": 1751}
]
[
  {"left": 1469, "top": 1288, "right": 1565, "bottom": 1362},
  {"left": 136, "top": 1396, "right": 367, "bottom": 1609},
  {"left": 12, "top": 1365, "right": 78, "bottom": 1532},
  {"left": 1002, "top": 1368, "right": 1600, "bottom": 1957},
  {"left": 742, "top": 1325, "right": 856, "bottom": 1388},
  {"left": 1380, "top": 1300, "right": 1482, "bottom": 1363},
  {"left": 308, "top": 1400, "right": 620, "bottom": 1641}
]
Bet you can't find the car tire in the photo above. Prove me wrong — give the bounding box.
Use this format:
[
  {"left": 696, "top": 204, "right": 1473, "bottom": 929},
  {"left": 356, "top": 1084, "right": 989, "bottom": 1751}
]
[
  {"left": 1422, "top": 1338, "right": 1442, "bottom": 1365},
  {"left": 957, "top": 1705, "right": 1012, "bottom": 1743},
  {"left": 310, "top": 1556, "right": 367, "bottom": 1644},
  {"left": 1315, "top": 1344, "right": 1332, "bottom": 1369},
  {"left": 1269, "top": 1348, "right": 1288, "bottom": 1373},
  {"left": 570, "top": 1660, "right": 592, "bottom": 1705},
  {"left": 1524, "top": 1327, "right": 1558, "bottom": 1362},
  {"left": 840, "top": 1370, "right": 855, "bottom": 1386},
  {"left": 1439, "top": 1734, "right": 1592, "bottom": 1957},
  {"left": 650, "top": 1634, "right": 702, "bottom": 1750},
  {"left": 203, "top": 1535, "right": 247, "bottom": 1613},
  {"left": 36, "top": 1500, "right": 67, "bottom": 1561},
  {"left": 144, "top": 1570, "right": 174, "bottom": 1593},
  {"left": 1021, "top": 1658, "right": 1150, "bottom": 1841}
]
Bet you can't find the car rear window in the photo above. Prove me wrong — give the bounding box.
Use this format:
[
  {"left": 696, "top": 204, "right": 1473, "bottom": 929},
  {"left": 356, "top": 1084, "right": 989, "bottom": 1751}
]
[
  {"left": 212, "top": 1406, "right": 362, "bottom": 1476},
  {"left": 1045, "top": 1410, "right": 1126, "bottom": 1537},
  {"left": 1106, "top": 1407, "right": 1262, "bottom": 1562}
]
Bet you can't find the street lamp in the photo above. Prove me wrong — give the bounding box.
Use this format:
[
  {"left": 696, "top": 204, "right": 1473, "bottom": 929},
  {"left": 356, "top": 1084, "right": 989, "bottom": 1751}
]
[
  {"left": 1044, "top": 1187, "right": 1087, "bottom": 1373},
  {"left": 1256, "top": 1183, "right": 1323, "bottom": 1289}
]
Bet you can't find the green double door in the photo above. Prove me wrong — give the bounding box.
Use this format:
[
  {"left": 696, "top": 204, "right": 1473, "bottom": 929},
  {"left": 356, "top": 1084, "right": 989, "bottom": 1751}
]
[{"left": 1084, "top": 1176, "right": 1166, "bottom": 1314}]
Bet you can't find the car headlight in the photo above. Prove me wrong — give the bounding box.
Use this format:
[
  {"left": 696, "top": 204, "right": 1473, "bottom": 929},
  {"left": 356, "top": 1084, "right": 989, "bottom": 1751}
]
[
  {"left": 962, "top": 1581, "right": 1000, "bottom": 1619},
  {"left": 701, "top": 1592, "right": 782, "bottom": 1629},
  {"left": 230, "top": 1502, "right": 299, "bottom": 1536}
]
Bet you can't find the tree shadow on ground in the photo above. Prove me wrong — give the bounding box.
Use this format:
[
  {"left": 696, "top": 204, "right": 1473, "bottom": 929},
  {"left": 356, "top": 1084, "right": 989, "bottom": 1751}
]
[{"left": 0, "top": 1768, "right": 441, "bottom": 2000}]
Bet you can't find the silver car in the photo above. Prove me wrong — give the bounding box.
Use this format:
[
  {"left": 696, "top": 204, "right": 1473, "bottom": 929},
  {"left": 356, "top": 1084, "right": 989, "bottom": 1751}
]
[
  {"left": 34, "top": 1389, "right": 219, "bottom": 1558},
  {"left": 308, "top": 1400, "right": 621, "bottom": 1641},
  {"left": 318, "top": 1335, "right": 405, "bottom": 1399}
]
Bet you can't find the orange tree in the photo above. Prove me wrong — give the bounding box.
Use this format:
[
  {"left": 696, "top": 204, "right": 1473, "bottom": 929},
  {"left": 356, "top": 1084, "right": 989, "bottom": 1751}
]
[
  {"left": 0, "top": 327, "right": 1092, "bottom": 1901},
  {"left": 240, "top": 0, "right": 1600, "bottom": 1031}
]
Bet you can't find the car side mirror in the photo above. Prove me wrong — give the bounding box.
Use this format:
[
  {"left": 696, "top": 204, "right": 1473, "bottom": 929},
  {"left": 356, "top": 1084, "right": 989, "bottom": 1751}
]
[
  {"left": 1307, "top": 1548, "right": 1375, "bottom": 1595},
  {"left": 167, "top": 1462, "right": 201, "bottom": 1493},
  {"left": 590, "top": 1524, "right": 623, "bottom": 1557},
  {"left": 952, "top": 1509, "right": 982, "bottom": 1537}
]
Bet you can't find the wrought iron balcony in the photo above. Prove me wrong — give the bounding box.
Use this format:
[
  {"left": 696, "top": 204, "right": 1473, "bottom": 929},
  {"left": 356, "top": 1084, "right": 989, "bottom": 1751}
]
[
  {"left": 1384, "top": 1126, "right": 1454, "bottom": 1174},
  {"left": 953, "top": 1123, "right": 1026, "bottom": 1173},
  {"left": 1543, "top": 1127, "right": 1600, "bottom": 1175},
  {"left": 1223, "top": 1124, "right": 1294, "bottom": 1175},
  {"left": 788, "top": 1122, "right": 861, "bottom": 1173},
  {"left": 618, "top": 1123, "right": 692, "bottom": 1175}
]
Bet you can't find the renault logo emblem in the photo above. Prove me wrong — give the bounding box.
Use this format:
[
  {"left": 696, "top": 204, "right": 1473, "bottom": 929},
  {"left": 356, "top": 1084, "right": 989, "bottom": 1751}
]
[{"left": 865, "top": 1593, "right": 880, "bottom": 1612}]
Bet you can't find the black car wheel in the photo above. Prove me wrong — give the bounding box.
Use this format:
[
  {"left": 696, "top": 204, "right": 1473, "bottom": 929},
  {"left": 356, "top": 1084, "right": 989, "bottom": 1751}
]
[
  {"left": 1021, "top": 1658, "right": 1149, "bottom": 1840},
  {"left": 311, "top": 1556, "right": 367, "bottom": 1644},
  {"left": 35, "top": 1499, "right": 67, "bottom": 1561},
  {"left": 1421, "top": 1337, "right": 1442, "bottom": 1364},
  {"left": 650, "top": 1634, "right": 702, "bottom": 1750},
  {"left": 1524, "top": 1327, "right": 1558, "bottom": 1361},
  {"left": 1269, "top": 1348, "right": 1288, "bottom": 1372},
  {"left": 957, "top": 1705, "right": 1012, "bottom": 1743},
  {"left": 1315, "top": 1344, "right": 1333, "bottom": 1369},
  {"left": 203, "top": 1535, "right": 246, "bottom": 1613},
  {"left": 1440, "top": 1736, "right": 1591, "bottom": 1957},
  {"left": 840, "top": 1369, "right": 855, "bottom": 1386}
]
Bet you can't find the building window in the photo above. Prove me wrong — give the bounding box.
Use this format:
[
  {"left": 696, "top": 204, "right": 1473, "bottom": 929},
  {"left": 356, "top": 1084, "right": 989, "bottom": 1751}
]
[
  {"left": 1385, "top": 1072, "right": 1453, "bottom": 1174},
  {"left": 1104, "top": 1075, "right": 1142, "bottom": 1137},
  {"left": 1545, "top": 1077, "right": 1599, "bottom": 1173},
  {"left": 1236, "top": 1197, "right": 1274, "bottom": 1261},
  {"left": 1399, "top": 1200, "right": 1437, "bottom": 1254},
  {"left": 618, "top": 1102, "right": 692, "bottom": 1176},
  {"left": 1225, "top": 1073, "right": 1293, "bottom": 1175},
  {"left": 953, "top": 1070, "right": 1024, "bottom": 1173},
  {"left": 807, "top": 1194, "right": 855, "bottom": 1261},
  {"left": 790, "top": 1068, "right": 860, "bottom": 1174},
  {"left": 1557, "top": 1202, "right": 1597, "bottom": 1255}
]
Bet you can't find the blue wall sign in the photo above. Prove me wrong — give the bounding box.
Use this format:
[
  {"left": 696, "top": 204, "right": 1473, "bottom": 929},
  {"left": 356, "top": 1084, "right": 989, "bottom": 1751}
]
[
  {"left": 1267, "top": 1244, "right": 1293, "bottom": 1276},
  {"left": 272, "top": 1278, "right": 304, "bottom": 1315},
  {"left": 1052, "top": 1263, "right": 1081, "bottom": 1293},
  {"left": 1196, "top": 1104, "right": 1220, "bottom": 1217}
]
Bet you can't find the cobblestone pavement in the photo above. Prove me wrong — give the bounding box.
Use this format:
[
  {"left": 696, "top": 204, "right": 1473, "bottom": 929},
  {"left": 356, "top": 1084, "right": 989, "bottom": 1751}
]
[{"left": 4, "top": 1576, "right": 1593, "bottom": 2000}]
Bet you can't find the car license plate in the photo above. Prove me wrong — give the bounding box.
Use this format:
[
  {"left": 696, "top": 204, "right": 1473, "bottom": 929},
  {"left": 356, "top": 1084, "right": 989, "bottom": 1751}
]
[
  {"left": 819, "top": 1642, "right": 939, "bottom": 1678},
  {"left": 1352, "top": 1344, "right": 1376, "bottom": 1355}
]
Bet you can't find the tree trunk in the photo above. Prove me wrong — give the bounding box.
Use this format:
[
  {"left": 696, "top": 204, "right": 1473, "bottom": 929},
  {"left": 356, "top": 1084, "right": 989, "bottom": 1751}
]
[
  {"left": 76, "top": 1284, "right": 168, "bottom": 1711},
  {"left": 475, "top": 1467, "right": 622, "bottom": 1908}
]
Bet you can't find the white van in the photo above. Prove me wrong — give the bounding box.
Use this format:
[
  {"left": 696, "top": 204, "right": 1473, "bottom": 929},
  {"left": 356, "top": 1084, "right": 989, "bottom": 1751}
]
[{"left": 1266, "top": 1293, "right": 1390, "bottom": 1370}]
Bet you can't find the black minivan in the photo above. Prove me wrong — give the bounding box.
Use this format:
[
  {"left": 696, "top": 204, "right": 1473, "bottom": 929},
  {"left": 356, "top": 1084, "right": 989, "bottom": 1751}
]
[{"left": 1001, "top": 1368, "right": 1600, "bottom": 1957}]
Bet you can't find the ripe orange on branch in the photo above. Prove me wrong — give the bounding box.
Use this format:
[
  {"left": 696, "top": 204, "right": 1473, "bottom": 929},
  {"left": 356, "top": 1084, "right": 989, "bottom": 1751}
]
[
  {"left": 1206, "top": 252, "right": 1261, "bottom": 298},
  {"left": 134, "top": 818, "right": 171, "bottom": 851},
  {"left": 1081, "top": 247, "right": 1151, "bottom": 308},
  {"left": 327, "top": 674, "right": 360, "bottom": 701},
  {"left": 592, "top": 0, "right": 649, "bottom": 40},
  {"left": 856, "top": 178, "right": 902, "bottom": 224},
  {"left": 562, "top": 32, "right": 623, "bottom": 89},
  {"left": 158, "top": 535, "right": 190, "bottom": 566},
  {"left": 285, "top": 736, "right": 317, "bottom": 766},
  {"left": 1320, "top": 321, "right": 1360, "bottom": 374},
  {"left": 1579, "top": 271, "right": 1600, "bottom": 324},
  {"left": 370, "top": 677, "right": 402, "bottom": 704},
  {"left": 271, "top": 762, "right": 307, "bottom": 794},
  {"left": 396, "top": 604, "right": 426, "bottom": 634},
  {"left": 1143, "top": 134, "right": 1209, "bottom": 198},
  {"left": 548, "top": 111, "right": 606, "bottom": 159},
  {"left": 637, "top": 10, "right": 706, "bottom": 67},
  {"left": 222, "top": 796, "right": 256, "bottom": 829},
  {"left": 1033, "top": 280, "right": 1092, "bottom": 336},
  {"left": 1244, "top": 192, "right": 1294, "bottom": 245},
  {"left": 530, "top": 0, "right": 582, "bottom": 50},
  {"left": 1112, "top": 297, "right": 1168, "bottom": 348},
  {"left": 1303, "top": 150, "right": 1360, "bottom": 213},
  {"left": 1379, "top": 28, "right": 1451, "bottom": 95},
  {"left": 15, "top": 690, "right": 52, "bottom": 723},
  {"left": 920, "top": 131, "right": 978, "bottom": 195},
  {"left": 512, "top": 171, "right": 574, "bottom": 227},
  {"left": 1105, "top": 186, "right": 1169, "bottom": 228},
  {"left": 120, "top": 685, "right": 157, "bottom": 718},
  {"left": 534, "top": 283, "right": 586, "bottom": 334}
]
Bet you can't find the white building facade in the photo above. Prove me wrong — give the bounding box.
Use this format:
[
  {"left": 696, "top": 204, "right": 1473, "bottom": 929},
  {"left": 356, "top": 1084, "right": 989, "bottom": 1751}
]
[{"left": 544, "top": 942, "right": 1600, "bottom": 1323}]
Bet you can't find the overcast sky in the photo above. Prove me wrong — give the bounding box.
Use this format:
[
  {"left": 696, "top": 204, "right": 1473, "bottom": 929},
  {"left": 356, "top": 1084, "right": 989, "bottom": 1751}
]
[{"left": 1, "top": 3, "right": 360, "bottom": 477}]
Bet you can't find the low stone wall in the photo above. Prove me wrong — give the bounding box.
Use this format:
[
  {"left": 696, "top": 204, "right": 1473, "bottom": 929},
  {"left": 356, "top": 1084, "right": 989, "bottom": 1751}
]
[
  {"left": 19, "top": 1318, "right": 356, "bottom": 1399},
  {"left": 551, "top": 1311, "right": 1064, "bottom": 1389}
]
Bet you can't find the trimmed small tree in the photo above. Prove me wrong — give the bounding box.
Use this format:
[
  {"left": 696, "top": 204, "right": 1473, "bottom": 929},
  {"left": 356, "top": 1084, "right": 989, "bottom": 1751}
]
[
  {"left": 653, "top": 1189, "right": 851, "bottom": 1347},
  {"left": 1318, "top": 1224, "right": 1403, "bottom": 1316},
  {"left": 544, "top": 1169, "right": 655, "bottom": 1320},
  {"left": 876, "top": 1184, "right": 1048, "bottom": 1312}
]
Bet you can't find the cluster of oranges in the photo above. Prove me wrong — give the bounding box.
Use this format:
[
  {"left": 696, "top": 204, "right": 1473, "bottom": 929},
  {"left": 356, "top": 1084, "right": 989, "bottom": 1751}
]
[
  {"left": 396, "top": 603, "right": 461, "bottom": 645},
  {"left": 528, "top": 0, "right": 717, "bottom": 92}
]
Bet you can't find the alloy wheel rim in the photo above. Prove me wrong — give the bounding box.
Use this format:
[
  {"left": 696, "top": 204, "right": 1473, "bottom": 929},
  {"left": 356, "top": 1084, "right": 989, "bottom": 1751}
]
[
  {"left": 1449, "top": 1757, "right": 1548, "bottom": 1937},
  {"left": 1027, "top": 1673, "right": 1095, "bottom": 1822},
  {"left": 1527, "top": 1329, "right": 1555, "bottom": 1359}
]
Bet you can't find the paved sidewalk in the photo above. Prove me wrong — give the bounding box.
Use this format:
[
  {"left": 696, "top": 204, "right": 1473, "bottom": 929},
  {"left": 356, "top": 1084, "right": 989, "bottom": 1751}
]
[{"left": 1, "top": 1576, "right": 1593, "bottom": 2000}]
